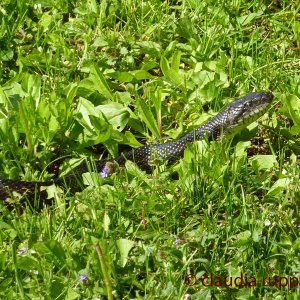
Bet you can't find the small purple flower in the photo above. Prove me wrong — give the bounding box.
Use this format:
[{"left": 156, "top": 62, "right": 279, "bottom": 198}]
[
  {"left": 19, "top": 248, "right": 27, "bottom": 256},
  {"left": 100, "top": 164, "right": 109, "bottom": 178},
  {"left": 74, "top": 274, "right": 89, "bottom": 288},
  {"left": 79, "top": 274, "right": 88, "bottom": 282},
  {"left": 174, "top": 239, "right": 180, "bottom": 246}
]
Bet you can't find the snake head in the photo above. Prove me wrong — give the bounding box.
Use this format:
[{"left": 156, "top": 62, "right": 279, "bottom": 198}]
[{"left": 222, "top": 92, "right": 273, "bottom": 133}]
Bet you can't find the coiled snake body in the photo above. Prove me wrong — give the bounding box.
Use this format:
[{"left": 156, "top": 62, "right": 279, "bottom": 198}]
[{"left": 0, "top": 92, "right": 273, "bottom": 203}]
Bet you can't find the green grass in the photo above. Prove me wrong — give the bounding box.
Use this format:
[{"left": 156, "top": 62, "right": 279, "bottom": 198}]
[{"left": 0, "top": 0, "right": 300, "bottom": 299}]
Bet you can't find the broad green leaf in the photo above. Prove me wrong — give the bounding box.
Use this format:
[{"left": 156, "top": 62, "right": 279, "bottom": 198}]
[
  {"left": 76, "top": 98, "right": 101, "bottom": 130},
  {"left": 17, "top": 256, "right": 39, "bottom": 271},
  {"left": 233, "top": 230, "right": 251, "bottom": 246},
  {"left": 0, "top": 277, "right": 12, "bottom": 289},
  {"left": 191, "top": 70, "right": 215, "bottom": 89},
  {"left": 204, "top": 61, "right": 217, "bottom": 72},
  {"left": 109, "top": 129, "right": 127, "bottom": 143},
  {"left": 186, "top": 0, "right": 204, "bottom": 9},
  {"left": 0, "top": 119, "right": 9, "bottom": 138},
  {"left": 114, "top": 91, "right": 134, "bottom": 104},
  {"left": 90, "top": 65, "right": 114, "bottom": 100},
  {"left": 71, "top": 98, "right": 112, "bottom": 146},
  {"left": 0, "top": 86, "right": 8, "bottom": 106},
  {"left": 45, "top": 240, "right": 66, "bottom": 263},
  {"left": 151, "top": 88, "right": 162, "bottom": 125},
  {"left": 18, "top": 99, "right": 34, "bottom": 154},
  {"left": 135, "top": 229, "right": 158, "bottom": 240},
  {"left": 103, "top": 213, "right": 110, "bottom": 231},
  {"left": 2, "top": 82, "right": 26, "bottom": 108},
  {"left": 40, "top": 12, "right": 53, "bottom": 30},
  {"left": 177, "top": 16, "right": 195, "bottom": 39},
  {"left": 96, "top": 103, "right": 130, "bottom": 131},
  {"left": 105, "top": 130, "right": 143, "bottom": 151},
  {"left": 252, "top": 229, "right": 261, "bottom": 243},
  {"left": 90, "top": 115, "right": 112, "bottom": 138},
  {"left": 49, "top": 115, "right": 60, "bottom": 133},
  {"left": 109, "top": 71, "right": 134, "bottom": 82},
  {"left": 67, "top": 287, "right": 80, "bottom": 300},
  {"left": 171, "top": 50, "right": 181, "bottom": 72},
  {"left": 165, "top": 43, "right": 178, "bottom": 59},
  {"left": 73, "top": 114, "right": 111, "bottom": 146},
  {"left": 286, "top": 95, "right": 300, "bottom": 128},
  {"left": 250, "top": 155, "right": 277, "bottom": 171},
  {"left": 59, "top": 157, "right": 86, "bottom": 177},
  {"left": 294, "top": 21, "right": 300, "bottom": 44},
  {"left": 136, "top": 98, "right": 160, "bottom": 139},
  {"left": 0, "top": 49, "right": 13, "bottom": 61},
  {"left": 65, "top": 82, "right": 78, "bottom": 105},
  {"left": 0, "top": 221, "right": 14, "bottom": 230},
  {"left": 237, "top": 12, "right": 262, "bottom": 26},
  {"left": 267, "top": 178, "right": 291, "bottom": 196},
  {"left": 36, "top": 98, "right": 51, "bottom": 120},
  {"left": 21, "top": 74, "right": 41, "bottom": 105},
  {"left": 116, "top": 238, "right": 135, "bottom": 267},
  {"left": 160, "top": 55, "right": 184, "bottom": 88},
  {"left": 77, "top": 78, "right": 98, "bottom": 99},
  {"left": 126, "top": 116, "right": 145, "bottom": 135},
  {"left": 136, "top": 41, "right": 161, "bottom": 57},
  {"left": 160, "top": 55, "right": 170, "bottom": 78},
  {"left": 130, "top": 70, "right": 155, "bottom": 81},
  {"left": 232, "top": 141, "right": 250, "bottom": 170},
  {"left": 91, "top": 36, "right": 109, "bottom": 48},
  {"left": 235, "top": 141, "right": 251, "bottom": 159},
  {"left": 141, "top": 60, "right": 158, "bottom": 71},
  {"left": 166, "top": 68, "right": 184, "bottom": 88},
  {"left": 124, "top": 131, "right": 144, "bottom": 147},
  {"left": 34, "top": 240, "right": 66, "bottom": 265},
  {"left": 125, "top": 160, "right": 149, "bottom": 181}
]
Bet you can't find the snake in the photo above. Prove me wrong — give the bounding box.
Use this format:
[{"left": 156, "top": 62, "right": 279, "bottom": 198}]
[{"left": 0, "top": 92, "right": 273, "bottom": 204}]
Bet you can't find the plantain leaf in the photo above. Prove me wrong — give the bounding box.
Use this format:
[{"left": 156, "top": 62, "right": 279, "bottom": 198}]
[
  {"left": 160, "top": 55, "right": 170, "bottom": 78},
  {"left": 160, "top": 55, "right": 184, "bottom": 88},
  {"left": 130, "top": 70, "right": 155, "bottom": 81},
  {"left": 21, "top": 73, "right": 41, "bottom": 106},
  {"left": 237, "top": 12, "right": 262, "bottom": 26},
  {"left": 136, "top": 98, "right": 160, "bottom": 139},
  {"left": 250, "top": 155, "right": 278, "bottom": 171},
  {"left": 70, "top": 98, "right": 112, "bottom": 147},
  {"left": 96, "top": 103, "right": 130, "bottom": 131},
  {"left": 267, "top": 178, "right": 291, "bottom": 196},
  {"left": 286, "top": 95, "right": 300, "bottom": 128},
  {"left": 90, "top": 65, "right": 114, "bottom": 100},
  {"left": 109, "top": 71, "right": 134, "bottom": 82},
  {"left": 116, "top": 238, "right": 135, "bottom": 267},
  {"left": 171, "top": 50, "right": 181, "bottom": 72}
]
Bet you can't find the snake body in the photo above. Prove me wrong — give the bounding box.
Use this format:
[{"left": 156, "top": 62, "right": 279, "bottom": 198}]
[{"left": 0, "top": 92, "right": 273, "bottom": 203}]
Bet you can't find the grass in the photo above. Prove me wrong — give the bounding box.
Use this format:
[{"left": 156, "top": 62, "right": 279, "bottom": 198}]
[{"left": 0, "top": 0, "right": 300, "bottom": 299}]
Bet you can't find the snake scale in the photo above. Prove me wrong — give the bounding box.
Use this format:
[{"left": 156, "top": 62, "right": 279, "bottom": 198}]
[{"left": 0, "top": 92, "right": 273, "bottom": 204}]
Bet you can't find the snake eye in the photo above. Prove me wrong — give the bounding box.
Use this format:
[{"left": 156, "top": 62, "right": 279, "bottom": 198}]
[
  {"left": 246, "top": 101, "right": 252, "bottom": 108},
  {"left": 244, "top": 101, "right": 254, "bottom": 112}
]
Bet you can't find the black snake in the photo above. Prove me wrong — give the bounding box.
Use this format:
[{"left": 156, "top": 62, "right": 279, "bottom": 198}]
[{"left": 0, "top": 92, "right": 273, "bottom": 204}]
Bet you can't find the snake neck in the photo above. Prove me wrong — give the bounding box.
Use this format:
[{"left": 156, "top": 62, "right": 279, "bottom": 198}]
[{"left": 180, "top": 117, "right": 223, "bottom": 143}]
